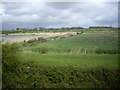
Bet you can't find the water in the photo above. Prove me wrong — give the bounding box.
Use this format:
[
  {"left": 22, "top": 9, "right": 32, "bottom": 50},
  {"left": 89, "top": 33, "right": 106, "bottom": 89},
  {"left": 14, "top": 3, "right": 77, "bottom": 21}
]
[{"left": 0, "top": 35, "right": 46, "bottom": 40}]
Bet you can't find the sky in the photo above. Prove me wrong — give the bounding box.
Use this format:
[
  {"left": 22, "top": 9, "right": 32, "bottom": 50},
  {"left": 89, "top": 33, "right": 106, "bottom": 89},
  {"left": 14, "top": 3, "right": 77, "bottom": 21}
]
[{"left": 0, "top": 1, "right": 118, "bottom": 30}]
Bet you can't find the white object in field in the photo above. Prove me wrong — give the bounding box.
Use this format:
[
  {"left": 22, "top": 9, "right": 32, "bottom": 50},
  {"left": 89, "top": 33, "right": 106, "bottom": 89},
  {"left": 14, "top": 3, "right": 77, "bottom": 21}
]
[{"left": 27, "top": 66, "right": 30, "bottom": 69}]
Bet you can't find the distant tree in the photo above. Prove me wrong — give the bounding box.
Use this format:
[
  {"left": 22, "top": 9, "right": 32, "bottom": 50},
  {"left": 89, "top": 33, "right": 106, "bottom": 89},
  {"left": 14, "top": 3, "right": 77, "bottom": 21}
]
[
  {"left": 16, "top": 28, "right": 19, "bottom": 31},
  {"left": 89, "top": 26, "right": 113, "bottom": 28},
  {"left": 77, "top": 27, "right": 83, "bottom": 29}
]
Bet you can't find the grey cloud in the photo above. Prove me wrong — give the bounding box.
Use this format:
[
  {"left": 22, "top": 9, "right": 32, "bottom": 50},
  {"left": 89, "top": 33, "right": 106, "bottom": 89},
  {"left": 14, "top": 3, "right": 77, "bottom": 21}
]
[
  {"left": 46, "top": 2, "right": 77, "bottom": 10},
  {"left": 3, "top": 2, "right": 23, "bottom": 9},
  {"left": 1, "top": 2, "right": 118, "bottom": 30}
]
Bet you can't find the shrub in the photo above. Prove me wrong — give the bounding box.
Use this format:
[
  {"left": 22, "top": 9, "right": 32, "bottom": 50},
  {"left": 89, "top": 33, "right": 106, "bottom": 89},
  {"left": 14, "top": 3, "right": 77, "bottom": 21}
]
[
  {"left": 26, "top": 38, "right": 47, "bottom": 46},
  {"left": 81, "top": 31, "right": 84, "bottom": 33},
  {"left": 95, "top": 49, "right": 120, "bottom": 54},
  {"left": 27, "top": 39, "right": 37, "bottom": 46},
  {"left": 2, "top": 43, "right": 20, "bottom": 72},
  {"left": 76, "top": 32, "right": 79, "bottom": 35},
  {"left": 76, "top": 31, "right": 84, "bottom": 35},
  {"left": 38, "top": 37, "right": 47, "bottom": 42},
  {"left": 2, "top": 60, "right": 120, "bottom": 88},
  {"left": 2, "top": 43, "right": 21, "bottom": 88},
  {"left": 38, "top": 47, "right": 48, "bottom": 53}
]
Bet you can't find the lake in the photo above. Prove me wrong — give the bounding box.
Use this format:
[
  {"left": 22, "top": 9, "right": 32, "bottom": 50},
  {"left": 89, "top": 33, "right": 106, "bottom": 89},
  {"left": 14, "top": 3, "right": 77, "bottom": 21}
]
[{"left": 0, "top": 35, "right": 47, "bottom": 40}]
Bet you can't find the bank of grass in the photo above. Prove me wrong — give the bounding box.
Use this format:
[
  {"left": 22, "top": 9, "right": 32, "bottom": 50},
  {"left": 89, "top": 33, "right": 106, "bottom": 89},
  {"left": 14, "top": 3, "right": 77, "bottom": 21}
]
[
  {"left": 20, "top": 53, "right": 118, "bottom": 68},
  {"left": 22, "top": 32, "right": 118, "bottom": 53}
]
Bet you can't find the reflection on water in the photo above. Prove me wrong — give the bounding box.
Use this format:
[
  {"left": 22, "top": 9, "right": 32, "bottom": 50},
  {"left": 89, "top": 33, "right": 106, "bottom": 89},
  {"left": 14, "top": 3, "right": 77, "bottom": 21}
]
[{"left": 0, "top": 35, "right": 46, "bottom": 40}]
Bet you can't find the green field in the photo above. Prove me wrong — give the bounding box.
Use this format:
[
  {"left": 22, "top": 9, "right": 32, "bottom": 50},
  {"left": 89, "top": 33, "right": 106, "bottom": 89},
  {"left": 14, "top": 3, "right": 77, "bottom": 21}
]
[
  {"left": 20, "top": 31, "right": 118, "bottom": 68},
  {"left": 20, "top": 53, "right": 118, "bottom": 68},
  {"left": 2, "top": 30, "right": 119, "bottom": 88},
  {"left": 22, "top": 32, "right": 118, "bottom": 54}
]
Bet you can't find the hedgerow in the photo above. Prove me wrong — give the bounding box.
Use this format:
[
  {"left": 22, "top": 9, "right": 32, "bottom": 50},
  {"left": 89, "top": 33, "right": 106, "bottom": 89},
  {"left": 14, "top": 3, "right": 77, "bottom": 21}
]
[
  {"left": 2, "top": 43, "right": 120, "bottom": 88},
  {"left": 3, "top": 61, "right": 120, "bottom": 88}
]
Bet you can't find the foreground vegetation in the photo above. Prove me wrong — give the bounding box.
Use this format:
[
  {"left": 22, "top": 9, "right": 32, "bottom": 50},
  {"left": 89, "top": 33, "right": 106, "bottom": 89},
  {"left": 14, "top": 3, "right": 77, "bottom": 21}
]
[
  {"left": 2, "top": 27, "right": 119, "bottom": 88},
  {"left": 2, "top": 43, "right": 119, "bottom": 88}
]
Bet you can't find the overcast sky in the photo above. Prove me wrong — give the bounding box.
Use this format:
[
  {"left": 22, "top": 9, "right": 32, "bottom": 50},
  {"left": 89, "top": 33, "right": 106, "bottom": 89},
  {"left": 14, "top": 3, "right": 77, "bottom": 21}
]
[{"left": 1, "top": 1, "right": 118, "bottom": 30}]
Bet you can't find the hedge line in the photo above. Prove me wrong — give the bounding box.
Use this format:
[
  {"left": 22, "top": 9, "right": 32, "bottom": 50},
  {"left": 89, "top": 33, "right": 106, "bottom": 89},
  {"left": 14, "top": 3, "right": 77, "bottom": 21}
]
[{"left": 2, "top": 43, "right": 120, "bottom": 88}]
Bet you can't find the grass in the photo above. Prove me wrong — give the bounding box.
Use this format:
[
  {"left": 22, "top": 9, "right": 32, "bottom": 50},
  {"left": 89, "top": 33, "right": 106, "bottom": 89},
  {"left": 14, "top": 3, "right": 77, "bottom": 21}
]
[
  {"left": 20, "top": 53, "right": 118, "bottom": 68},
  {"left": 20, "top": 31, "right": 118, "bottom": 68},
  {"left": 22, "top": 32, "right": 118, "bottom": 53},
  {"left": 2, "top": 31, "right": 119, "bottom": 88}
]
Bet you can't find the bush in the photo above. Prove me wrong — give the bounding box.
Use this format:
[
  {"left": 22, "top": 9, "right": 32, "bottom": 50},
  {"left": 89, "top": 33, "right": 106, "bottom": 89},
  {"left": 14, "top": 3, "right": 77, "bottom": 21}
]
[
  {"left": 2, "top": 43, "right": 21, "bottom": 88},
  {"left": 76, "top": 31, "right": 84, "bottom": 35},
  {"left": 40, "top": 48, "right": 48, "bottom": 53},
  {"left": 95, "top": 49, "right": 120, "bottom": 54},
  {"left": 26, "top": 38, "right": 47, "bottom": 46},
  {"left": 2, "top": 43, "right": 20, "bottom": 72},
  {"left": 2, "top": 61, "right": 120, "bottom": 88},
  {"left": 36, "top": 47, "right": 48, "bottom": 53},
  {"left": 27, "top": 39, "right": 37, "bottom": 46},
  {"left": 38, "top": 37, "right": 47, "bottom": 42}
]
